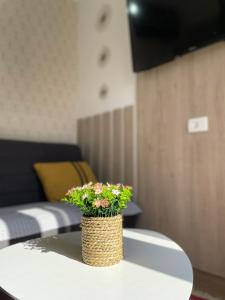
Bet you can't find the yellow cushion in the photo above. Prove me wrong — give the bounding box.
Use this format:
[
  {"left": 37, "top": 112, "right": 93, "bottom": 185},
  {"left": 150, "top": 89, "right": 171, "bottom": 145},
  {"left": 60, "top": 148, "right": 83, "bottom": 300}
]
[
  {"left": 33, "top": 161, "right": 97, "bottom": 202},
  {"left": 74, "top": 161, "right": 97, "bottom": 184}
]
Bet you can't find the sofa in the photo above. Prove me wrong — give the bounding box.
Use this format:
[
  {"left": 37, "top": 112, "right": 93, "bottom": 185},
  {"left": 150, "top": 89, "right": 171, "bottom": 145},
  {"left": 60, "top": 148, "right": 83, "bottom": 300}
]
[{"left": 0, "top": 139, "right": 141, "bottom": 249}]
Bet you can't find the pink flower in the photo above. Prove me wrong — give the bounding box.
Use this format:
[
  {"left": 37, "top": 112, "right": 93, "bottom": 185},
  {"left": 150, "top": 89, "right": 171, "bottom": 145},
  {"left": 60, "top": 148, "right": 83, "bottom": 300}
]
[
  {"left": 66, "top": 187, "right": 76, "bottom": 196},
  {"left": 101, "top": 199, "right": 110, "bottom": 208},
  {"left": 94, "top": 183, "right": 103, "bottom": 195},
  {"left": 94, "top": 199, "right": 110, "bottom": 208},
  {"left": 94, "top": 200, "right": 101, "bottom": 208}
]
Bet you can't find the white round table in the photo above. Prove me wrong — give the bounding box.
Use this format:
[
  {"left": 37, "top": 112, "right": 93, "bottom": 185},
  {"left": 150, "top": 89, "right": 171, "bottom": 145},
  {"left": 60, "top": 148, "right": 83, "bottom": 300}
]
[{"left": 0, "top": 229, "right": 193, "bottom": 300}]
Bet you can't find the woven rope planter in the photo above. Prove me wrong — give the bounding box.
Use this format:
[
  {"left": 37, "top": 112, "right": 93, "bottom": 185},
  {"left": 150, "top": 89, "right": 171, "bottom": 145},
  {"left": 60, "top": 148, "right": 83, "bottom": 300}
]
[{"left": 81, "top": 215, "right": 123, "bottom": 267}]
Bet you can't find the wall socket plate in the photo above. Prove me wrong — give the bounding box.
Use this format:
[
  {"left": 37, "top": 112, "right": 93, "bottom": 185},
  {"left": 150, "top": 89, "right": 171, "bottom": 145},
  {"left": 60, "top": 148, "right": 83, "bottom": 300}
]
[{"left": 188, "top": 116, "right": 209, "bottom": 133}]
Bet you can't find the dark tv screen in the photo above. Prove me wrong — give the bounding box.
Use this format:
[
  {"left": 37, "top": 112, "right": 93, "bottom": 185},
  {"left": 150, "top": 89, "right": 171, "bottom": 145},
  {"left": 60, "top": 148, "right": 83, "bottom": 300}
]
[{"left": 127, "top": 0, "right": 225, "bottom": 72}]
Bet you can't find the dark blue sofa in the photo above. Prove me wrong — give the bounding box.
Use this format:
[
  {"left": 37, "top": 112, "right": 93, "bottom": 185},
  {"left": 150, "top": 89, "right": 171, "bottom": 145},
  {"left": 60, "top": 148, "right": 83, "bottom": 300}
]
[{"left": 0, "top": 139, "right": 141, "bottom": 249}]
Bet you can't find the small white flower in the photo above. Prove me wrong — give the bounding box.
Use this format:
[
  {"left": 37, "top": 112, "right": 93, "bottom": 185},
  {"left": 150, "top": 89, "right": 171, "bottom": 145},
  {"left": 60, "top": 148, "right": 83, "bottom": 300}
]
[
  {"left": 112, "top": 189, "right": 120, "bottom": 196},
  {"left": 82, "top": 193, "right": 88, "bottom": 200}
]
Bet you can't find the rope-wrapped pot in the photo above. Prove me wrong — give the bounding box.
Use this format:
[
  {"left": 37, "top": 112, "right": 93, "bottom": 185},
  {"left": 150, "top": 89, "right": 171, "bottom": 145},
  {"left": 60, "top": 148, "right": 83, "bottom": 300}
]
[{"left": 81, "top": 214, "right": 123, "bottom": 267}]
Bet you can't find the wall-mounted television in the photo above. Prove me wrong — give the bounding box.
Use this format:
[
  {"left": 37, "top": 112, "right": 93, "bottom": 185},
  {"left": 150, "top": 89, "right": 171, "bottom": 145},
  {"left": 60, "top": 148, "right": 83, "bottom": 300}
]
[{"left": 127, "top": 0, "right": 225, "bottom": 72}]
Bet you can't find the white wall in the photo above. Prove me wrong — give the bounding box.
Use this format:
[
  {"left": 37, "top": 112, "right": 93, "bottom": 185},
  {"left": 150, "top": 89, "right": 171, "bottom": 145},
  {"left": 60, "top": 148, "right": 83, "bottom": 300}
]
[
  {"left": 77, "top": 0, "right": 136, "bottom": 118},
  {"left": 0, "top": 0, "right": 79, "bottom": 144}
]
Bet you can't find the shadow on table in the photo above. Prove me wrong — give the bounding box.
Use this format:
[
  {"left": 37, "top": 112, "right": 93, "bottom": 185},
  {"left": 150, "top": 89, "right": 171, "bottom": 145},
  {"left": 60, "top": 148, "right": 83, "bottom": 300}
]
[
  {"left": 23, "top": 233, "right": 192, "bottom": 284},
  {"left": 124, "top": 236, "right": 192, "bottom": 283},
  {"left": 24, "top": 235, "right": 82, "bottom": 263}
]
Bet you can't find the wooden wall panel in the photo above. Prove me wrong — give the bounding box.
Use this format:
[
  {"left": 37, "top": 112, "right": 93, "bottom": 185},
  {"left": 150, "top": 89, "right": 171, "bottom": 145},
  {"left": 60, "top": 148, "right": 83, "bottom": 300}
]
[
  {"left": 137, "top": 42, "right": 225, "bottom": 278},
  {"left": 77, "top": 106, "right": 135, "bottom": 187},
  {"left": 112, "top": 109, "right": 123, "bottom": 183},
  {"left": 101, "top": 112, "right": 111, "bottom": 182},
  {"left": 124, "top": 106, "right": 134, "bottom": 186},
  {"left": 91, "top": 115, "right": 101, "bottom": 178}
]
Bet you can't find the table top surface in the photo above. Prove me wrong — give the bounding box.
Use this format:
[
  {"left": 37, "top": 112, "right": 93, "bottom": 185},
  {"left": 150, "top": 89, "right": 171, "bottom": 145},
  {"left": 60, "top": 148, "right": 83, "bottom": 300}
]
[{"left": 0, "top": 229, "right": 193, "bottom": 300}]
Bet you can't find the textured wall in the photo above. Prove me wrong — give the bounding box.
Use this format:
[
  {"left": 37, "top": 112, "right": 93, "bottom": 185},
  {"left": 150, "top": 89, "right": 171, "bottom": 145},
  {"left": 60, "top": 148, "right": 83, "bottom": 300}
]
[
  {"left": 0, "top": 0, "right": 78, "bottom": 144},
  {"left": 77, "top": 0, "right": 136, "bottom": 118}
]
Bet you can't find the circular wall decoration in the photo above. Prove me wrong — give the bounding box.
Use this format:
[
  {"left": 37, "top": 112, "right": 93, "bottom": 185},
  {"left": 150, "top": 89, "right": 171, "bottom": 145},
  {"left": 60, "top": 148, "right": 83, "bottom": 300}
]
[
  {"left": 96, "top": 5, "right": 111, "bottom": 30},
  {"left": 99, "top": 84, "right": 109, "bottom": 100},
  {"left": 98, "top": 47, "right": 110, "bottom": 66}
]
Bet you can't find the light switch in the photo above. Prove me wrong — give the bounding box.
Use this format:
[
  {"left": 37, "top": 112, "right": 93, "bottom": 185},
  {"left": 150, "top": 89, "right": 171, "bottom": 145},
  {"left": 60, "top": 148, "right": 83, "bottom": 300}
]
[{"left": 188, "top": 117, "right": 208, "bottom": 133}]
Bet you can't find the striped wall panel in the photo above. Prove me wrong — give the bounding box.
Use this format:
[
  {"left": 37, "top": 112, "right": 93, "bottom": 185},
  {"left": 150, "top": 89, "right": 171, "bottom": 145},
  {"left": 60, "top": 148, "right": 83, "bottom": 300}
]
[
  {"left": 112, "top": 109, "right": 123, "bottom": 183},
  {"left": 77, "top": 106, "right": 135, "bottom": 188},
  {"left": 124, "top": 106, "right": 134, "bottom": 186}
]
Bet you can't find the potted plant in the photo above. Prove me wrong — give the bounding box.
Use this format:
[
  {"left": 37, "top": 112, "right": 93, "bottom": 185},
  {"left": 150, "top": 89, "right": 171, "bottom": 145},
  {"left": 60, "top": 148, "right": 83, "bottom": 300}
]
[{"left": 63, "top": 182, "right": 132, "bottom": 267}]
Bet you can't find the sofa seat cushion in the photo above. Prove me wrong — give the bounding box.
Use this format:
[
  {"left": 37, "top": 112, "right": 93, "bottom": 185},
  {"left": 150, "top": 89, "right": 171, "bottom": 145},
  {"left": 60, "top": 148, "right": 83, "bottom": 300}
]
[
  {"left": 0, "top": 202, "right": 82, "bottom": 249},
  {"left": 0, "top": 201, "right": 141, "bottom": 249}
]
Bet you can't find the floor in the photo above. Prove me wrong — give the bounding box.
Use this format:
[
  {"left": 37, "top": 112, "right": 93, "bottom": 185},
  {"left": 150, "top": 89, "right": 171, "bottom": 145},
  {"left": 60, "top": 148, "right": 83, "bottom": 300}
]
[{"left": 193, "top": 269, "right": 225, "bottom": 300}]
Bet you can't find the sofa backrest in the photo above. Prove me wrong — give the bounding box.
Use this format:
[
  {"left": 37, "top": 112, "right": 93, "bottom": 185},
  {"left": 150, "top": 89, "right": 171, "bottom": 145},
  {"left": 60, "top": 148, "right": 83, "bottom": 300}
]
[{"left": 0, "top": 139, "right": 82, "bottom": 208}]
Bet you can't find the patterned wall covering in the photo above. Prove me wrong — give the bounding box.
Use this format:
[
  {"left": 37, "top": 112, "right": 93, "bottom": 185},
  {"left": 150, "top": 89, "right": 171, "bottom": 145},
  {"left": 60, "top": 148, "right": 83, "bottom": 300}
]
[{"left": 0, "top": 0, "right": 78, "bottom": 144}]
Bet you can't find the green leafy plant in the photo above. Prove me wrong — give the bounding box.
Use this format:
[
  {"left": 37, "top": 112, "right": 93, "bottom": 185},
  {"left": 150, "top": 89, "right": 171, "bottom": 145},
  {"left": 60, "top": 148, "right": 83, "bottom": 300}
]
[{"left": 63, "top": 182, "right": 132, "bottom": 217}]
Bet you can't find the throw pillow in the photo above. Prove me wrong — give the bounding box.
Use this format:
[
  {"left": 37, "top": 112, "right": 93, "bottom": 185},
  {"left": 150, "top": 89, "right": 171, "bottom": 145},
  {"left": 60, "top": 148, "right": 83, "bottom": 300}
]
[{"left": 33, "top": 161, "right": 97, "bottom": 202}]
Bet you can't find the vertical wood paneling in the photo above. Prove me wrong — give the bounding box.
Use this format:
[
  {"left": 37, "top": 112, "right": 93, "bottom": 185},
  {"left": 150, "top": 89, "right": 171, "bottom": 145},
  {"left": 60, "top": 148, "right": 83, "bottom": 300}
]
[
  {"left": 112, "top": 109, "right": 123, "bottom": 183},
  {"left": 101, "top": 112, "right": 111, "bottom": 183},
  {"left": 124, "top": 106, "right": 134, "bottom": 186},
  {"left": 137, "top": 42, "right": 225, "bottom": 278},
  {"left": 91, "top": 115, "right": 101, "bottom": 179},
  {"left": 77, "top": 106, "right": 135, "bottom": 187}
]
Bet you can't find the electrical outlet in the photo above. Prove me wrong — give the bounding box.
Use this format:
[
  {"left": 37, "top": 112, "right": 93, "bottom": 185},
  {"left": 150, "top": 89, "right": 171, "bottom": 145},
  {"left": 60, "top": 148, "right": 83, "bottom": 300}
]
[{"left": 188, "top": 117, "right": 208, "bottom": 133}]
